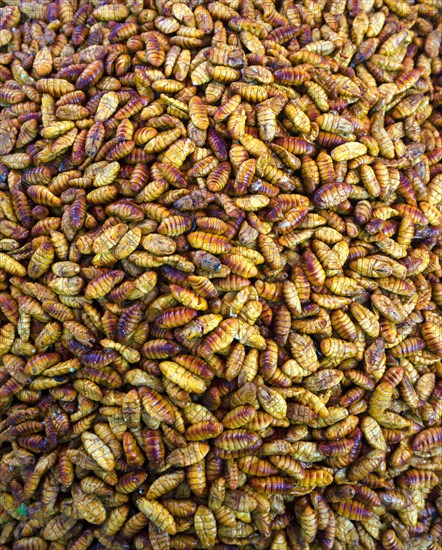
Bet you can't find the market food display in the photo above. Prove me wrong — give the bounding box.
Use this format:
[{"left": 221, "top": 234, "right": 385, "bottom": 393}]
[{"left": 0, "top": 0, "right": 441, "bottom": 548}]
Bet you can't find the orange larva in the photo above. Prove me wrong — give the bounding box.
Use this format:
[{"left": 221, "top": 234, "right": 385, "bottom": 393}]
[
  {"left": 421, "top": 321, "right": 442, "bottom": 354},
  {"left": 187, "top": 231, "right": 232, "bottom": 254},
  {"left": 139, "top": 386, "right": 177, "bottom": 426},
  {"left": 142, "top": 428, "right": 165, "bottom": 468},
  {"left": 136, "top": 498, "right": 176, "bottom": 535},
  {"left": 200, "top": 318, "right": 239, "bottom": 357},
  {"left": 186, "top": 420, "right": 223, "bottom": 441},
  {"left": 347, "top": 450, "right": 386, "bottom": 481},
  {"left": 214, "top": 430, "right": 262, "bottom": 452},
  {"left": 81, "top": 432, "right": 115, "bottom": 472},
  {"left": 166, "top": 442, "right": 210, "bottom": 467},
  {"left": 222, "top": 404, "right": 256, "bottom": 429},
  {"left": 249, "top": 476, "right": 294, "bottom": 494},
  {"left": 237, "top": 455, "right": 279, "bottom": 477},
  {"left": 333, "top": 500, "right": 372, "bottom": 521},
  {"left": 156, "top": 306, "right": 197, "bottom": 329},
  {"left": 412, "top": 427, "right": 442, "bottom": 452},
  {"left": 174, "top": 354, "right": 214, "bottom": 381},
  {"left": 313, "top": 182, "right": 353, "bottom": 209}
]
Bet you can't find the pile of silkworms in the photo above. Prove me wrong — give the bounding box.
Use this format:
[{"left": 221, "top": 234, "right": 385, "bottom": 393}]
[{"left": 0, "top": 0, "right": 441, "bottom": 547}]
